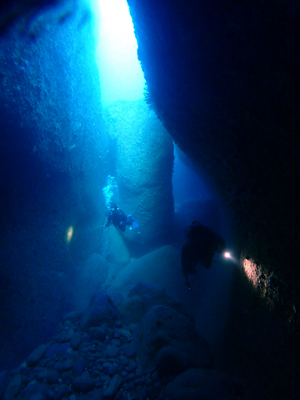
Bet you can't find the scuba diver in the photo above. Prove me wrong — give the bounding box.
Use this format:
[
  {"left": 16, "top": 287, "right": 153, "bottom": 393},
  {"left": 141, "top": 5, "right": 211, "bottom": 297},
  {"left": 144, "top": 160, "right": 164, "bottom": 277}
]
[
  {"left": 181, "top": 221, "right": 226, "bottom": 289},
  {"left": 104, "top": 202, "right": 138, "bottom": 232}
]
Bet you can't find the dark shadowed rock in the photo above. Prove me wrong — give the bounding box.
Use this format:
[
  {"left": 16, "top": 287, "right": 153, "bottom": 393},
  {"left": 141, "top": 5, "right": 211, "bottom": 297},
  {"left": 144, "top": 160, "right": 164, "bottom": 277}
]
[
  {"left": 0, "top": 371, "right": 9, "bottom": 400},
  {"left": 72, "top": 371, "right": 95, "bottom": 393},
  {"left": 103, "top": 374, "right": 122, "bottom": 399},
  {"left": 128, "top": 282, "right": 193, "bottom": 320},
  {"left": 3, "top": 374, "right": 23, "bottom": 399},
  {"left": 80, "top": 291, "right": 120, "bottom": 331},
  {"left": 106, "top": 345, "right": 120, "bottom": 358},
  {"left": 133, "top": 305, "right": 213, "bottom": 373},
  {"left": 26, "top": 343, "right": 52, "bottom": 367},
  {"left": 122, "top": 343, "right": 138, "bottom": 359},
  {"left": 118, "top": 295, "right": 144, "bottom": 324},
  {"left": 72, "top": 358, "right": 88, "bottom": 378},
  {"left": 62, "top": 311, "right": 82, "bottom": 322},
  {"left": 46, "top": 370, "right": 60, "bottom": 385},
  {"left": 156, "top": 346, "right": 188, "bottom": 378},
  {"left": 88, "top": 327, "right": 106, "bottom": 342},
  {"left": 16, "top": 382, "right": 50, "bottom": 400},
  {"left": 70, "top": 333, "right": 81, "bottom": 350},
  {"left": 45, "top": 343, "right": 70, "bottom": 358},
  {"left": 165, "top": 368, "right": 244, "bottom": 400},
  {"left": 54, "top": 358, "right": 74, "bottom": 372}
]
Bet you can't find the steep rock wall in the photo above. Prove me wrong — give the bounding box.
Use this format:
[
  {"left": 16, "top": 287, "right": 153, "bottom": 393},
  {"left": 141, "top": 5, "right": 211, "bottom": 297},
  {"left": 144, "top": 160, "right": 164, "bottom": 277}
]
[
  {"left": 0, "top": 5, "right": 108, "bottom": 369},
  {"left": 103, "top": 99, "right": 174, "bottom": 255},
  {"left": 127, "top": 0, "right": 300, "bottom": 321}
]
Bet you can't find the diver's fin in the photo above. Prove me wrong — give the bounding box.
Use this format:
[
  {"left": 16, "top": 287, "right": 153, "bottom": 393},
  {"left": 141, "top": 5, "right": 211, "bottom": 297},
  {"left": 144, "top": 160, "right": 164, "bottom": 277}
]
[
  {"left": 131, "top": 220, "right": 139, "bottom": 229},
  {"left": 128, "top": 214, "right": 139, "bottom": 229}
]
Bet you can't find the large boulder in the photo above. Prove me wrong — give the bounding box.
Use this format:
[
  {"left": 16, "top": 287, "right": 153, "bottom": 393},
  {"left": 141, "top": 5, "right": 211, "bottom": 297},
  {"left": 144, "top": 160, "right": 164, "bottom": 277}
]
[
  {"left": 108, "top": 245, "right": 233, "bottom": 348},
  {"left": 108, "top": 245, "right": 183, "bottom": 297},
  {"left": 156, "top": 346, "right": 188, "bottom": 378},
  {"left": 80, "top": 291, "right": 120, "bottom": 331},
  {"left": 118, "top": 282, "right": 192, "bottom": 325},
  {"left": 132, "top": 305, "right": 213, "bottom": 373}
]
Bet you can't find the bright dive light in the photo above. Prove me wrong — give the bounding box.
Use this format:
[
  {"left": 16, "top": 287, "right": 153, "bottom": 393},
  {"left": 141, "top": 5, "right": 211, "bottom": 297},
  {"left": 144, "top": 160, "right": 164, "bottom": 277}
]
[
  {"left": 224, "top": 251, "right": 231, "bottom": 259},
  {"left": 66, "top": 226, "right": 73, "bottom": 243}
]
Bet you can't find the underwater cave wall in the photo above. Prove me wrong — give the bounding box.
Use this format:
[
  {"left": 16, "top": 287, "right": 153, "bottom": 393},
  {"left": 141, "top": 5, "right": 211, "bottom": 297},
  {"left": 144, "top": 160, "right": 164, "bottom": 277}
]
[
  {"left": 127, "top": 0, "right": 300, "bottom": 316},
  {"left": 0, "top": 6, "right": 108, "bottom": 369}
]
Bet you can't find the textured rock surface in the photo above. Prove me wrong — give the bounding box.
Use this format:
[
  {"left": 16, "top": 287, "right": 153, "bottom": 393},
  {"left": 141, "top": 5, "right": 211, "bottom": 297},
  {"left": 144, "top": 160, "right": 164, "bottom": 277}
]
[
  {"left": 108, "top": 246, "right": 232, "bottom": 346},
  {"left": 156, "top": 346, "right": 188, "bottom": 378},
  {"left": 132, "top": 305, "right": 214, "bottom": 373},
  {"left": 127, "top": 0, "right": 300, "bottom": 314},
  {"left": 126, "top": 1, "right": 300, "bottom": 397},
  {"left": 103, "top": 99, "right": 174, "bottom": 255},
  {"left": 0, "top": 6, "right": 109, "bottom": 369},
  {"left": 80, "top": 291, "right": 120, "bottom": 331},
  {"left": 109, "top": 246, "right": 183, "bottom": 297},
  {"left": 1, "top": 288, "right": 239, "bottom": 400}
]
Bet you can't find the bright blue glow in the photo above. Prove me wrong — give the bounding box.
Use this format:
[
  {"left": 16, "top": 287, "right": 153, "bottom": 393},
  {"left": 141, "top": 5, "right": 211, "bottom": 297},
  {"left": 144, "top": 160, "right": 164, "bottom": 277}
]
[{"left": 91, "top": 0, "right": 145, "bottom": 107}]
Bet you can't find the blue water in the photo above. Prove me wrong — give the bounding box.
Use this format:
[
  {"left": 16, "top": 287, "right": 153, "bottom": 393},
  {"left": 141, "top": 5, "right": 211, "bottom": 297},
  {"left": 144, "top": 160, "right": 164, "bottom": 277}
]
[{"left": 0, "top": 0, "right": 234, "bottom": 380}]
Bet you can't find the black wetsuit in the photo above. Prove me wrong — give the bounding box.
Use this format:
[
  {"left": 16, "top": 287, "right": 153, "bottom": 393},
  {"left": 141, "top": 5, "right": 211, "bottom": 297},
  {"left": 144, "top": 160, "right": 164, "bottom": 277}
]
[
  {"left": 181, "top": 222, "right": 226, "bottom": 287},
  {"left": 105, "top": 207, "right": 131, "bottom": 232}
]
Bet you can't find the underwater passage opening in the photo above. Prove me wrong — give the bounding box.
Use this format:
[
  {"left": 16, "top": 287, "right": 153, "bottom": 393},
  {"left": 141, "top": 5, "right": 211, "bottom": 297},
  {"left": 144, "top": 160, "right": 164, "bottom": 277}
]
[{"left": 91, "top": 0, "right": 145, "bottom": 107}]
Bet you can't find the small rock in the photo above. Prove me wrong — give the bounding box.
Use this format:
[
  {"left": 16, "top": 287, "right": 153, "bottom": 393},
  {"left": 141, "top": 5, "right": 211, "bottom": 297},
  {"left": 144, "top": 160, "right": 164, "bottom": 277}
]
[
  {"left": 70, "top": 333, "right": 81, "bottom": 350},
  {"left": 106, "top": 345, "right": 119, "bottom": 358},
  {"left": 66, "top": 329, "right": 75, "bottom": 341},
  {"left": 125, "top": 360, "right": 136, "bottom": 373},
  {"left": 27, "top": 343, "right": 51, "bottom": 367},
  {"left": 53, "top": 385, "right": 70, "bottom": 400},
  {"left": 106, "top": 365, "right": 119, "bottom": 377},
  {"left": 62, "top": 311, "right": 82, "bottom": 322},
  {"left": 3, "top": 374, "right": 23, "bottom": 397},
  {"left": 118, "top": 356, "right": 129, "bottom": 366},
  {"left": 103, "top": 374, "right": 122, "bottom": 399},
  {"left": 17, "top": 382, "right": 49, "bottom": 399},
  {"left": 100, "top": 375, "right": 111, "bottom": 384},
  {"left": 36, "top": 369, "right": 48, "bottom": 381},
  {"left": 116, "top": 329, "right": 132, "bottom": 339},
  {"left": 46, "top": 370, "right": 60, "bottom": 385},
  {"left": 156, "top": 347, "right": 188, "bottom": 378},
  {"left": 122, "top": 343, "right": 137, "bottom": 358},
  {"left": 46, "top": 343, "right": 70, "bottom": 358},
  {"left": 89, "top": 327, "right": 106, "bottom": 342},
  {"left": 103, "top": 362, "right": 112, "bottom": 368},
  {"left": 55, "top": 358, "right": 74, "bottom": 372},
  {"left": 55, "top": 331, "right": 69, "bottom": 343},
  {"left": 111, "top": 339, "right": 121, "bottom": 347},
  {"left": 72, "top": 371, "right": 95, "bottom": 393},
  {"left": 72, "top": 358, "right": 88, "bottom": 377},
  {"left": 30, "top": 393, "right": 45, "bottom": 400},
  {"left": 133, "top": 378, "right": 145, "bottom": 385}
]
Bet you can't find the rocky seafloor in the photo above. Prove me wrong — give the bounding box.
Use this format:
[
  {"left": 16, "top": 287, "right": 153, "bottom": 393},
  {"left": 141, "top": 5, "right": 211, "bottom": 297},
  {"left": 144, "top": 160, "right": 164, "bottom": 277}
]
[{"left": 0, "top": 283, "right": 243, "bottom": 400}]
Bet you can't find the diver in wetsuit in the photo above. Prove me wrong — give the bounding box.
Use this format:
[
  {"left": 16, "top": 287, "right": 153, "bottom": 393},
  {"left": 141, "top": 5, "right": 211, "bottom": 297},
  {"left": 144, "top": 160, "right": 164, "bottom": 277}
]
[
  {"left": 181, "top": 221, "right": 226, "bottom": 289},
  {"left": 104, "top": 202, "right": 138, "bottom": 232}
]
